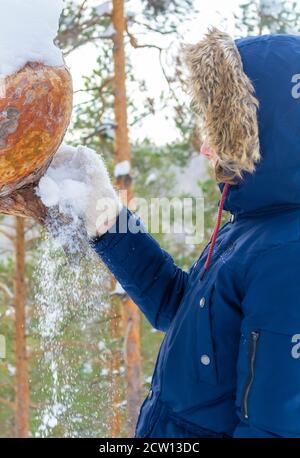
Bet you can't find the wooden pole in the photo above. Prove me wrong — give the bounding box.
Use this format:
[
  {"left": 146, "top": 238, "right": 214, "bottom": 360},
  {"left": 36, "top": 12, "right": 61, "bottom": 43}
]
[
  {"left": 14, "top": 216, "right": 30, "bottom": 438},
  {"left": 112, "top": 0, "right": 142, "bottom": 437}
]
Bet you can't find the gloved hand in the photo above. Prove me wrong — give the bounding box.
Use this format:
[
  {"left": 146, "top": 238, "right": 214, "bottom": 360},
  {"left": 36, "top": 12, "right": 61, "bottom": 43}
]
[
  {"left": 78, "top": 145, "right": 122, "bottom": 238},
  {"left": 37, "top": 144, "right": 122, "bottom": 238}
]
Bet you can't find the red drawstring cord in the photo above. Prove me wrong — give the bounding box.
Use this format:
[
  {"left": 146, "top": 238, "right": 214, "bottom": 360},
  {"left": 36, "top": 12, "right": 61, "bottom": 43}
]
[{"left": 200, "top": 183, "right": 229, "bottom": 279}]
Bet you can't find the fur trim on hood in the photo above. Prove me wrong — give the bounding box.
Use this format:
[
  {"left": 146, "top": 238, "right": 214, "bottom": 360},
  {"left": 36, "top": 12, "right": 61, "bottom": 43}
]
[{"left": 183, "top": 28, "right": 260, "bottom": 184}]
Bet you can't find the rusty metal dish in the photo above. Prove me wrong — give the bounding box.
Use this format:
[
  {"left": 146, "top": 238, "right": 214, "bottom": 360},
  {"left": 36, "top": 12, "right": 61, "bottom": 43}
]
[{"left": 0, "top": 62, "right": 73, "bottom": 197}]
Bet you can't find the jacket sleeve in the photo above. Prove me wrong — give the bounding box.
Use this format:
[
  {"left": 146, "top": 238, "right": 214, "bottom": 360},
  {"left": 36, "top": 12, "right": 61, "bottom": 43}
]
[
  {"left": 91, "top": 207, "right": 189, "bottom": 332},
  {"left": 234, "top": 243, "right": 300, "bottom": 438}
]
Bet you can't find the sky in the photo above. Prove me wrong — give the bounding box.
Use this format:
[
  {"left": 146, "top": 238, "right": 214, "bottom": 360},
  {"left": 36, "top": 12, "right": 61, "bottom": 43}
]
[{"left": 65, "top": 0, "right": 243, "bottom": 145}]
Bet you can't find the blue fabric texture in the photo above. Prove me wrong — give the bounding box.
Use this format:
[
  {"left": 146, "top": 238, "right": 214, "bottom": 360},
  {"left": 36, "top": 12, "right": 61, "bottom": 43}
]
[{"left": 92, "top": 34, "right": 300, "bottom": 438}]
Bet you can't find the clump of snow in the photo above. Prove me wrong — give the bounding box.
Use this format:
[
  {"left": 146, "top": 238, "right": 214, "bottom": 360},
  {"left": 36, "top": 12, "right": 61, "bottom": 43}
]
[
  {"left": 98, "top": 341, "right": 106, "bottom": 351},
  {"left": 37, "top": 144, "right": 93, "bottom": 257},
  {"left": 0, "top": 0, "right": 64, "bottom": 77},
  {"left": 145, "top": 172, "right": 157, "bottom": 186},
  {"left": 99, "top": 121, "right": 116, "bottom": 140},
  {"left": 95, "top": 1, "right": 112, "bottom": 16},
  {"left": 145, "top": 375, "right": 152, "bottom": 384},
  {"left": 260, "top": 0, "right": 284, "bottom": 15},
  {"left": 101, "top": 24, "right": 117, "bottom": 39},
  {"left": 7, "top": 364, "right": 16, "bottom": 376},
  {"left": 37, "top": 145, "right": 91, "bottom": 218},
  {"left": 82, "top": 361, "right": 93, "bottom": 375},
  {"left": 0, "top": 336, "right": 6, "bottom": 359},
  {"left": 37, "top": 143, "right": 121, "bottom": 240},
  {"left": 114, "top": 160, "right": 131, "bottom": 178},
  {"left": 38, "top": 144, "right": 102, "bottom": 221},
  {"left": 111, "top": 281, "right": 126, "bottom": 296},
  {"left": 38, "top": 145, "right": 92, "bottom": 219}
]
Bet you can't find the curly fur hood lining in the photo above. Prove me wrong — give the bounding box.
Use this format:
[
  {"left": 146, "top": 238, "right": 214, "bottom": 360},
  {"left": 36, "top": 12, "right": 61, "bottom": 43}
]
[{"left": 183, "top": 28, "right": 260, "bottom": 184}]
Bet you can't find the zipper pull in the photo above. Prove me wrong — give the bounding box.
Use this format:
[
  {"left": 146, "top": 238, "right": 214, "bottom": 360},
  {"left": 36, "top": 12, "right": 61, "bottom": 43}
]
[{"left": 251, "top": 331, "right": 259, "bottom": 341}]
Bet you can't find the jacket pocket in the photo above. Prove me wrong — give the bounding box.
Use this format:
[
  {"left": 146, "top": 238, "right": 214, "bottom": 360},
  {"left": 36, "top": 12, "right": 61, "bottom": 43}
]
[
  {"left": 237, "top": 327, "right": 300, "bottom": 437},
  {"left": 146, "top": 401, "right": 228, "bottom": 438},
  {"left": 241, "top": 330, "right": 260, "bottom": 420}
]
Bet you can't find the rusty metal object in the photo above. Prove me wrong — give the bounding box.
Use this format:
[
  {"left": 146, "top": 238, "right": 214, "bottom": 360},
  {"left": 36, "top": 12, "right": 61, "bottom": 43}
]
[
  {"left": 0, "top": 62, "right": 73, "bottom": 197},
  {"left": 0, "top": 63, "right": 89, "bottom": 264}
]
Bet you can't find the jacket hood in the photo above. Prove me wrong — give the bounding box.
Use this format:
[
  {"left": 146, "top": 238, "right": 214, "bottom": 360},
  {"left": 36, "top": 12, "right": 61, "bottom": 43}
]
[
  {"left": 227, "top": 34, "right": 300, "bottom": 216},
  {"left": 184, "top": 29, "right": 260, "bottom": 185},
  {"left": 185, "top": 30, "right": 300, "bottom": 216}
]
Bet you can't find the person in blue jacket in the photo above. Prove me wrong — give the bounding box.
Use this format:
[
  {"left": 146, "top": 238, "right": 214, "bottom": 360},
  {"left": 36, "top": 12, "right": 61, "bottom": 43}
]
[{"left": 85, "top": 29, "right": 300, "bottom": 437}]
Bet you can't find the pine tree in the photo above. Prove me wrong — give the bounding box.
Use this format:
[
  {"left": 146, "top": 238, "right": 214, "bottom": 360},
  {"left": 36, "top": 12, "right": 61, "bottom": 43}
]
[
  {"left": 14, "top": 217, "right": 29, "bottom": 438},
  {"left": 236, "top": 0, "right": 300, "bottom": 34}
]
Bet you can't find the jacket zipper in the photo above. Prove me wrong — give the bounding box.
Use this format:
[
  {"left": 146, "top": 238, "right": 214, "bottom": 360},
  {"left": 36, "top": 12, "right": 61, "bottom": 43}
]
[{"left": 242, "top": 331, "right": 260, "bottom": 420}]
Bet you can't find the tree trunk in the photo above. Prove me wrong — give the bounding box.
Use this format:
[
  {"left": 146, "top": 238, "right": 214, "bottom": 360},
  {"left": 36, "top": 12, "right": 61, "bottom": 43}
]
[
  {"left": 112, "top": 0, "right": 143, "bottom": 438},
  {"left": 14, "top": 216, "right": 30, "bottom": 438},
  {"left": 108, "top": 296, "right": 124, "bottom": 438},
  {"left": 0, "top": 185, "right": 47, "bottom": 224}
]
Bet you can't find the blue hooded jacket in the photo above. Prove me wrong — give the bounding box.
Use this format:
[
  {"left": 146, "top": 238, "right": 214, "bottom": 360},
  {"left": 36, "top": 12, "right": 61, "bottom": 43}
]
[{"left": 92, "top": 34, "right": 300, "bottom": 438}]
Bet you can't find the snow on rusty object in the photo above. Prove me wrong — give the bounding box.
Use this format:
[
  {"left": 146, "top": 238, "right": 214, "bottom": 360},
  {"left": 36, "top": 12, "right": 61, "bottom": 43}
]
[{"left": 0, "top": 62, "right": 73, "bottom": 197}]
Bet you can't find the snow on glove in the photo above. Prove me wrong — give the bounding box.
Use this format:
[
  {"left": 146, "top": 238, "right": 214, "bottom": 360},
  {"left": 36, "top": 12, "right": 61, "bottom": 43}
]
[{"left": 37, "top": 144, "right": 122, "bottom": 238}]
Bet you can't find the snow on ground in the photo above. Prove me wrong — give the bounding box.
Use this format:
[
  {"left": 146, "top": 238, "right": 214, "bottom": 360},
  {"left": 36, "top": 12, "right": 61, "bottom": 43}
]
[{"left": 0, "top": 0, "right": 64, "bottom": 77}]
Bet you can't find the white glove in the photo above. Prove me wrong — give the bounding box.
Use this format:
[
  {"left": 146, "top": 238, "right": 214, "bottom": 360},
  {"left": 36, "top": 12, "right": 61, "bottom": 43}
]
[{"left": 38, "top": 144, "right": 122, "bottom": 238}]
